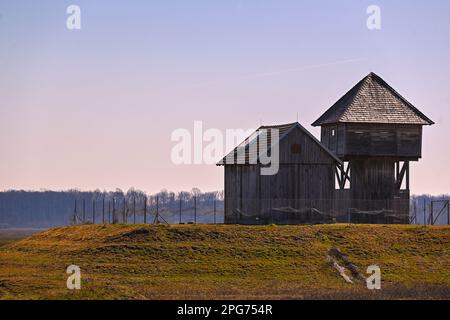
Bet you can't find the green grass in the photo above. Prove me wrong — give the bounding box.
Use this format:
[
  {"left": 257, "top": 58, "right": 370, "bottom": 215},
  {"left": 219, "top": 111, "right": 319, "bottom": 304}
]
[{"left": 0, "top": 224, "right": 449, "bottom": 299}]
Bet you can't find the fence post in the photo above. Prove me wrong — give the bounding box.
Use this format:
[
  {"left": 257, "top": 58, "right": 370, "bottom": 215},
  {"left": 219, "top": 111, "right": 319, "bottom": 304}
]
[
  {"left": 179, "top": 198, "right": 182, "bottom": 224},
  {"left": 112, "top": 198, "right": 116, "bottom": 224},
  {"left": 214, "top": 199, "right": 216, "bottom": 224},
  {"left": 73, "top": 199, "right": 77, "bottom": 224},
  {"left": 133, "top": 196, "right": 136, "bottom": 224},
  {"left": 93, "top": 199, "right": 96, "bottom": 224},
  {"left": 108, "top": 200, "right": 111, "bottom": 224},
  {"left": 154, "top": 195, "right": 159, "bottom": 224},
  {"left": 194, "top": 196, "right": 197, "bottom": 224},
  {"left": 413, "top": 200, "right": 417, "bottom": 224},
  {"left": 430, "top": 201, "right": 434, "bottom": 225},
  {"left": 124, "top": 198, "right": 127, "bottom": 224},
  {"left": 102, "top": 197, "right": 105, "bottom": 224},
  {"left": 83, "top": 199, "right": 86, "bottom": 223},
  {"left": 144, "top": 195, "right": 147, "bottom": 224},
  {"left": 423, "top": 198, "right": 426, "bottom": 225},
  {"left": 447, "top": 201, "right": 450, "bottom": 226}
]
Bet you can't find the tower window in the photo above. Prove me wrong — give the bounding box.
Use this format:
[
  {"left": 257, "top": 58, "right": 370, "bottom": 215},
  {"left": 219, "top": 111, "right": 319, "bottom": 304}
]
[{"left": 331, "top": 129, "right": 336, "bottom": 136}]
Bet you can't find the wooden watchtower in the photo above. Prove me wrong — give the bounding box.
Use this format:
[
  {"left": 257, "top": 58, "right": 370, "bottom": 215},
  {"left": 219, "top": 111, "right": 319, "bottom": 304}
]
[{"left": 312, "top": 72, "right": 434, "bottom": 222}]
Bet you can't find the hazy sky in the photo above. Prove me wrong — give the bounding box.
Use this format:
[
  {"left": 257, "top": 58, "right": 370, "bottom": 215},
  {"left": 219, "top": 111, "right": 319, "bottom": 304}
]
[{"left": 1, "top": 0, "right": 449, "bottom": 195}]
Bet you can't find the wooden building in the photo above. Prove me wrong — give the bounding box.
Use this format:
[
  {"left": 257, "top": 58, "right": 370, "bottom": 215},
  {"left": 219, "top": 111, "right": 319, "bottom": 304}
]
[
  {"left": 219, "top": 72, "right": 433, "bottom": 224},
  {"left": 217, "top": 123, "right": 342, "bottom": 224},
  {"left": 313, "top": 72, "right": 434, "bottom": 223}
]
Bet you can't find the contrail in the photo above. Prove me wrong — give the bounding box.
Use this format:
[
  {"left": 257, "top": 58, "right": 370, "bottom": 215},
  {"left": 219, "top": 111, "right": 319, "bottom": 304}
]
[
  {"left": 191, "top": 57, "right": 367, "bottom": 87},
  {"left": 245, "top": 57, "right": 367, "bottom": 78}
]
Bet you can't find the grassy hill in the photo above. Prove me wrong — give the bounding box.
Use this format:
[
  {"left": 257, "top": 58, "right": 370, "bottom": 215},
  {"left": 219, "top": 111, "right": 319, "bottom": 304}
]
[
  {"left": 0, "top": 224, "right": 449, "bottom": 299},
  {"left": 0, "top": 229, "right": 41, "bottom": 247}
]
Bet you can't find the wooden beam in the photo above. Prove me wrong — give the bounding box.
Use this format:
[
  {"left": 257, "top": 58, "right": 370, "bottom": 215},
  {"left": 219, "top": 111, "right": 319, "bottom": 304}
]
[
  {"left": 335, "top": 163, "right": 350, "bottom": 190},
  {"left": 335, "top": 165, "right": 342, "bottom": 188},
  {"left": 406, "top": 161, "right": 410, "bottom": 190},
  {"left": 395, "top": 161, "right": 399, "bottom": 182},
  {"left": 341, "top": 163, "right": 350, "bottom": 189},
  {"left": 396, "top": 161, "right": 408, "bottom": 190}
]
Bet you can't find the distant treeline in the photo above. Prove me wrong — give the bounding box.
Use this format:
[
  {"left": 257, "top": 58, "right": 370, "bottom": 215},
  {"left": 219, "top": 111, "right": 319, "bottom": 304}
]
[
  {"left": 0, "top": 188, "right": 224, "bottom": 228},
  {"left": 0, "top": 191, "right": 448, "bottom": 228}
]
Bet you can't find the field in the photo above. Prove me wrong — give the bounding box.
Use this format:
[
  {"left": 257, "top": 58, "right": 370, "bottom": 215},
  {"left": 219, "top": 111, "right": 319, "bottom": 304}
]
[
  {"left": 0, "top": 229, "right": 42, "bottom": 247},
  {"left": 0, "top": 224, "right": 449, "bottom": 300}
]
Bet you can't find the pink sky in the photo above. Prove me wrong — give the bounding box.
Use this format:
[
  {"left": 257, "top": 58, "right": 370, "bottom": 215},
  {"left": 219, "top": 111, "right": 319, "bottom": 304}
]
[{"left": 1, "top": 1, "right": 449, "bottom": 195}]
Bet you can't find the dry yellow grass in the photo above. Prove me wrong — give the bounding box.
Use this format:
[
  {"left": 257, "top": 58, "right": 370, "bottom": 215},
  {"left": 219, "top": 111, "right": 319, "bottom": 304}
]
[
  {"left": 0, "top": 224, "right": 449, "bottom": 300},
  {"left": 0, "top": 229, "right": 41, "bottom": 247}
]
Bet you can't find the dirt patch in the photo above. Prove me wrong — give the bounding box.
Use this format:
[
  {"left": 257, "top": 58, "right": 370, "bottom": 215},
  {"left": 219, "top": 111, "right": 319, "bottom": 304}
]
[{"left": 327, "top": 248, "right": 366, "bottom": 284}]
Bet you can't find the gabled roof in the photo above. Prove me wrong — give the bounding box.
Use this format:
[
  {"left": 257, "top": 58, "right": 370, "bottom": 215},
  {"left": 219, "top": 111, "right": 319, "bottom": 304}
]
[
  {"left": 216, "top": 122, "right": 342, "bottom": 166},
  {"left": 312, "top": 72, "right": 434, "bottom": 126}
]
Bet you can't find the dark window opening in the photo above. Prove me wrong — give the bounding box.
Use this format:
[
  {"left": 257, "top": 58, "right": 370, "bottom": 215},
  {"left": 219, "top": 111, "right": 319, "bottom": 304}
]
[{"left": 291, "top": 143, "right": 301, "bottom": 154}]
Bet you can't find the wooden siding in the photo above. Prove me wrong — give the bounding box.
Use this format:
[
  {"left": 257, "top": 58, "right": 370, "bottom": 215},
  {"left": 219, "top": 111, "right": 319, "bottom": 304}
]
[
  {"left": 259, "top": 164, "right": 334, "bottom": 200},
  {"left": 350, "top": 158, "right": 395, "bottom": 200},
  {"left": 322, "top": 124, "right": 422, "bottom": 159},
  {"left": 321, "top": 124, "right": 346, "bottom": 157},
  {"left": 224, "top": 126, "right": 338, "bottom": 224},
  {"left": 224, "top": 163, "right": 335, "bottom": 223},
  {"left": 278, "top": 126, "right": 336, "bottom": 164}
]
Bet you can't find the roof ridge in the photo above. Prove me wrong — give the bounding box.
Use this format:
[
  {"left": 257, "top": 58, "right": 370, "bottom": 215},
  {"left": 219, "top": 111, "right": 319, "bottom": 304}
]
[{"left": 259, "top": 122, "right": 298, "bottom": 129}]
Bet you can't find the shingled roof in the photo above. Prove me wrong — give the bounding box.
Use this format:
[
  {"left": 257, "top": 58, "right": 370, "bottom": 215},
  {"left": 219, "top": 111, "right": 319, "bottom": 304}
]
[
  {"left": 217, "top": 122, "right": 341, "bottom": 166},
  {"left": 312, "top": 72, "right": 434, "bottom": 126}
]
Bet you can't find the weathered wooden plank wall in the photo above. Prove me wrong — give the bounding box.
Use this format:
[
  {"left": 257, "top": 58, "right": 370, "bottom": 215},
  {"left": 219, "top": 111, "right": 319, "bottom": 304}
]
[
  {"left": 322, "top": 124, "right": 422, "bottom": 159},
  {"left": 224, "top": 126, "right": 338, "bottom": 224}
]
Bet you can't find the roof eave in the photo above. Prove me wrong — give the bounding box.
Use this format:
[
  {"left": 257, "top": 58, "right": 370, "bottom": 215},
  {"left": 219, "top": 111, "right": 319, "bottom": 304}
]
[{"left": 313, "top": 118, "right": 435, "bottom": 126}]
